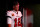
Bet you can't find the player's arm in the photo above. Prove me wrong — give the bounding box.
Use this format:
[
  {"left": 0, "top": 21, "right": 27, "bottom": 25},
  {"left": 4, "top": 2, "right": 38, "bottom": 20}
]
[
  {"left": 8, "top": 24, "right": 11, "bottom": 27},
  {"left": 21, "top": 12, "right": 22, "bottom": 22},
  {"left": 6, "top": 11, "right": 12, "bottom": 27},
  {"left": 7, "top": 17, "right": 12, "bottom": 27},
  {"left": 19, "top": 11, "right": 22, "bottom": 23}
]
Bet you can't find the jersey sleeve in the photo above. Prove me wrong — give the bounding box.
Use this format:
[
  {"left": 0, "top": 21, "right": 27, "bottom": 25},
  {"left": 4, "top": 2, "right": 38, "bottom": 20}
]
[
  {"left": 20, "top": 12, "right": 22, "bottom": 17},
  {"left": 6, "top": 11, "right": 12, "bottom": 17},
  {"left": 7, "top": 11, "right": 12, "bottom": 24},
  {"left": 19, "top": 11, "right": 22, "bottom": 17},
  {"left": 7, "top": 17, "right": 12, "bottom": 24}
]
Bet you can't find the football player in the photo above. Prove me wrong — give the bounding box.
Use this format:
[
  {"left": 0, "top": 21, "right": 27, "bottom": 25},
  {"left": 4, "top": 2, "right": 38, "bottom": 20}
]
[{"left": 7, "top": 1, "right": 22, "bottom": 27}]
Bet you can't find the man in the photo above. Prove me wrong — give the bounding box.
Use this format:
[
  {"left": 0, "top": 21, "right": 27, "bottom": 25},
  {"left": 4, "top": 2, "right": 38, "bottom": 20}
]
[{"left": 6, "top": 1, "right": 22, "bottom": 27}]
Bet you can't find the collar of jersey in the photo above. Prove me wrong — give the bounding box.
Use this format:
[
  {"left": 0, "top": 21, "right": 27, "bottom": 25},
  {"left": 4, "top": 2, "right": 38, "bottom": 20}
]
[{"left": 13, "top": 10, "right": 17, "bottom": 13}]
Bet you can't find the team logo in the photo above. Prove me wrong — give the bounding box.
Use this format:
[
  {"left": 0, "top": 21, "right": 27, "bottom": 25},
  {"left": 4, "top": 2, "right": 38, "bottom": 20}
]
[{"left": 12, "top": 13, "right": 14, "bottom": 16}]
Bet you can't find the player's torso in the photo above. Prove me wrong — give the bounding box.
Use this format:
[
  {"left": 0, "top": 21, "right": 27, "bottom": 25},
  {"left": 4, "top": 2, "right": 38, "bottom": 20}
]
[
  {"left": 9, "top": 10, "right": 21, "bottom": 19},
  {"left": 7, "top": 10, "right": 22, "bottom": 27},
  {"left": 9, "top": 10, "right": 21, "bottom": 27}
]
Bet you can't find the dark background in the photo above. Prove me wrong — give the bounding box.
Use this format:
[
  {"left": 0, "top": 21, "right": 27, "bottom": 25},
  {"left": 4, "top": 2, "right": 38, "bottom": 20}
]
[{"left": 0, "top": 0, "right": 40, "bottom": 27}]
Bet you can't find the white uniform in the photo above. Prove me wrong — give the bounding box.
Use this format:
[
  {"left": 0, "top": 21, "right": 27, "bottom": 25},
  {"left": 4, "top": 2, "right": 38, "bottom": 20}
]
[{"left": 7, "top": 10, "right": 22, "bottom": 27}]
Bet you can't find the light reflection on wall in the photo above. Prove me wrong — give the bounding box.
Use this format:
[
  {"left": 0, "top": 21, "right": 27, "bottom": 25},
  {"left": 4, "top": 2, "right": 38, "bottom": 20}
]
[{"left": 23, "top": 8, "right": 33, "bottom": 27}]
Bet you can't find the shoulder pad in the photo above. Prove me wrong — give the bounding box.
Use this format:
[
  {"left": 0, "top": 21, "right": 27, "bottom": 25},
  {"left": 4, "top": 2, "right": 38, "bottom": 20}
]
[
  {"left": 18, "top": 11, "right": 21, "bottom": 12},
  {"left": 7, "top": 10, "right": 13, "bottom": 12},
  {"left": 8, "top": 11, "right": 11, "bottom": 12}
]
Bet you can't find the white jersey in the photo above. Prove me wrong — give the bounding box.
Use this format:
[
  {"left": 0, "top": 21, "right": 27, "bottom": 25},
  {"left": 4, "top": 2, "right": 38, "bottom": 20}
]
[{"left": 6, "top": 10, "right": 22, "bottom": 27}]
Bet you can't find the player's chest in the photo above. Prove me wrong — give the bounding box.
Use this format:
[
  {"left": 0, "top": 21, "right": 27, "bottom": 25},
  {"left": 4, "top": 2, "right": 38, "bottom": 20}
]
[{"left": 11, "top": 12, "right": 20, "bottom": 17}]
